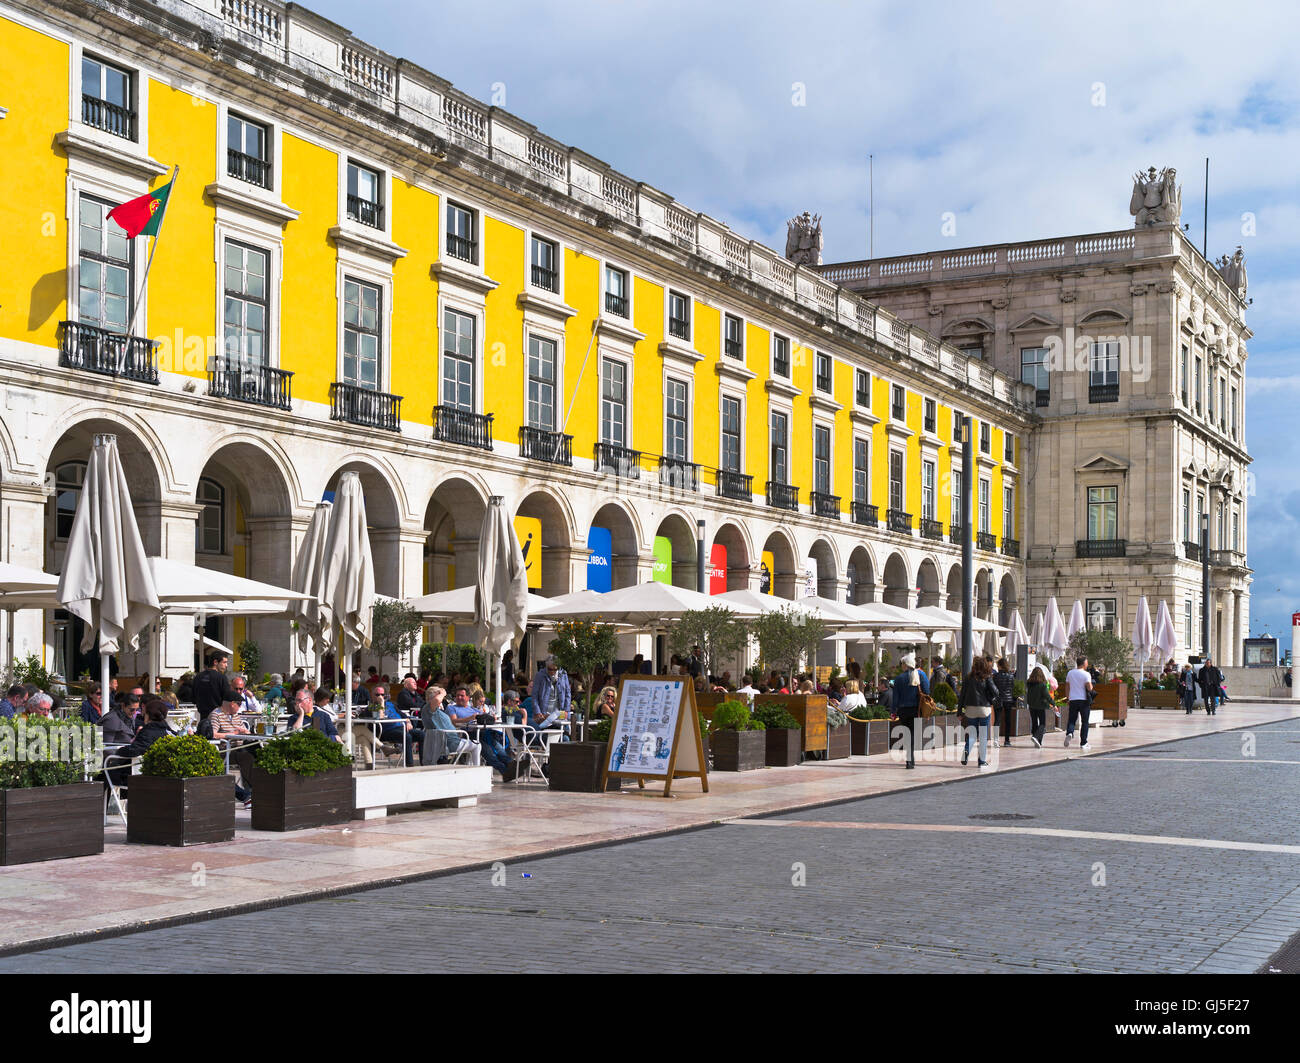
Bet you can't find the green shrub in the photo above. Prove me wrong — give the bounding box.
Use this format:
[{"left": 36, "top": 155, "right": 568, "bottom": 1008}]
[
  {"left": 141, "top": 735, "right": 225, "bottom": 779},
  {"left": 712, "top": 700, "right": 763, "bottom": 731},
  {"left": 1159, "top": 672, "right": 1179, "bottom": 690},
  {"left": 589, "top": 717, "right": 612, "bottom": 744},
  {"left": 1141, "top": 677, "right": 1162, "bottom": 690},
  {"left": 751, "top": 703, "right": 799, "bottom": 730},
  {"left": 5, "top": 654, "right": 53, "bottom": 693},
  {"left": 1119, "top": 673, "right": 1136, "bottom": 687},
  {"left": 254, "top": 728, "right": 351, "bottom": 777},
  {"left": 0, "top": 715, "right": 89, "bottom": 788},
  {"left": 1012, "top": 679, "right": 1026, "bottom": 699},
  {"left": 932, "top": 682, "right": 958, "bottom": 710},
  {"left": 236, "top": 639, "right": 261, "bottom": 680}
]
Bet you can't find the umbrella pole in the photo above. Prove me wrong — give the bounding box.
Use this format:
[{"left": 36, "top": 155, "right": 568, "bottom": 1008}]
[
  {"left": 5, "top": 608, "right": 13, "bottom": 678},
  {"left": 343, "top": 646, "right": 353, "bottom": 756},
  {"left": 100, "top": 649, "right": 110, "bottom": 712},
  {"left": 495, "top": 652, "right": 502, "bottom": 717}
]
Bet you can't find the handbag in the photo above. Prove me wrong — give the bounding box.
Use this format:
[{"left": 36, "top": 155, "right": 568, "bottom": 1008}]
[{"left": 918, "top": 692, "right": 938, "bottom": 718}]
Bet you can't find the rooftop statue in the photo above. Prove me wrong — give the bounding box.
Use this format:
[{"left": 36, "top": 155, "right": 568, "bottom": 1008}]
[
  {"left": 1129, "top": 166, "right": 1182, "bottom": 227},
  {"left": 785, "top": 211, "right": 823, "bottom": 266}
]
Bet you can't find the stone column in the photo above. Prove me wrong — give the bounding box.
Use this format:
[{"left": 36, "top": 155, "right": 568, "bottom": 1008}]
[
  {"left": 243, "top": 515, "right": 304, "bottom": 678},
  {"left": 0, "top": 481, "right": 50, "bottom": 665},
  {"left": 138, "top": 500, "right": 203, "bottom": 677}
]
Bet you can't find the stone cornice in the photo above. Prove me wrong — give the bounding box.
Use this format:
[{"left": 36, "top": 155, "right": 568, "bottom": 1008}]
[
  {"left": 328, "top": 224, "right": 408, "bottom": 263},
  {"left": 204, "top": 182, "right": 300, "bottom": 227},
  {"left": 55, "top": 128, "right": 168, "bottom": 182}
]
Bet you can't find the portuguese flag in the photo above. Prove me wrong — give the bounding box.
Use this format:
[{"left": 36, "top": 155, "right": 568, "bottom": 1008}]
[{"left": 107, "top": 177, "right": 174, "bottom": 239}]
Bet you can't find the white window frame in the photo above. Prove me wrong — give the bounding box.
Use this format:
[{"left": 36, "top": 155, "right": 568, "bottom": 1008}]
[
  {"left": 214, "top": 213, "right": 284, "bottom": 373},
  {"left": 772, "top": 333, "right": 791, "bottom": 379},
  {"left": 339, "top": 273, "right": 385, "bottom": 393},
  {"left": 70, "top": 40, "right": 152, "bottom": 155},
  {"left": 438, "top": 298, "right": 483, "bottom": 413},
  {"left": 813, "top": 420, "right": 834, "bottom": 496},
  {"left": 815, "top": 351, "right": 833, "bottom": 394},
  {"left": 855, "top": 368, "right": 871, "bottom": 408},
  {"left": 921, "top": 459, "right": 936, "bottom": 520},
  {"left": 718, "top": 389, "right": 745, "bottom": 474},
  {"left": 599, "top": 351, "right": 634, "bottom": 448},
  {"left": 1003, "top": 484, "right": 1014, "bottom": 541},
  {"left": 601, "top": 260, "right": 633, "bottom": 320},
  {"left": 216, "top": 102, "right": 283, "bottom": 201},
  {"left": 443, "top": 196, "right": 481, "bottom": 268},
  {"left": 722, "top": 312, "right": 745, "bottom": 360},
  {"left": 888, "top": 447, "right": 905, "bottom": 513},
  {"left": 339, "top": 153, "right": 391, "bottom": 241},
  {"left": 890, "top": 383, "right": 906, "bottom": 422},
  {"left": 663, "top": 371, "right": 693, "bottom": 463},
  {"left": 852, "top": 436, "right": 870, "bottom": 505},
  {"left": 769, "top": 407, "right": 792, "bottom": 486},
  {"left": 978, "top": 477, "right": 990, "bottom": 533},
  {"left": 67, "top": 174, "right": 152, "bottom": 336},
  {"left": 666, "top": 288, "right": 693, "bottom": 345},
  {"left": 523, "top": 323, "right": 565, "bottom": 432},
  {"left": 526, "top": 229, "right": 563, "bottom": 296}
]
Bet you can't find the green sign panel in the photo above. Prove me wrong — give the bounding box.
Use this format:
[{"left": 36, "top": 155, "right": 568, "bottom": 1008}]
[{"left": 652, "top": 535, "right": 673, "bottom": 585}]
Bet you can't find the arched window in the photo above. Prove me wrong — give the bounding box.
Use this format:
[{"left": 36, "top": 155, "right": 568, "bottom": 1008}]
[
  {"left": 196, "top": 478, "right": 225, "bottom": 555},
  {"left": 55, "top": 461, "right": 87, "bottom": 540}
]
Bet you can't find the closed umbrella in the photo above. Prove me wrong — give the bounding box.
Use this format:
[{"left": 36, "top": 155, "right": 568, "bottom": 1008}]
[
  {"left": 1067, "top": 599, "right": 1086, "bottom": 640},
  {"left": 1042, "top": 598, "right": 1069, "bottom": 664},
  {"left": 1153, "top": 600, "right": 1178, "bottom": 666},
  {"left": 290, "top": 500, "right": 333, "bottom": 679},
  {"left": 476, "top": 496, "right": 529, "bottom": 718},
  {"left": 1005, "top": 609, "right": 1028, "bottom": 662},
  {"left": 319, "top": 472, "right": 374, "bottom": 753},
  {"left": 1132, "top": 596, "right": 1154, "bottom": 683},
  {"left": 1031, "top": 611, "right": 1044, "bottom": 653},
  {"left": 56, "top": 434, "right": 160, "bottom": 709}
]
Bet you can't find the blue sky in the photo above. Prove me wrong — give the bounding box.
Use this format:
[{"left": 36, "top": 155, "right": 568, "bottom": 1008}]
[{"left": 310, "top": 0, "right": 1300, "bottom": 639}]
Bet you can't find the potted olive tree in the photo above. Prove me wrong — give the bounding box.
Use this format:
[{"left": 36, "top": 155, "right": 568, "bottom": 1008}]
[
  {"left": 250, "top": 728, "right": 354, "bottom": 831},
  {"left": 668, "top": 606, "right": 748, "bottom": 691},
  {"left": 547, "top": 619, "right": 621, "bottom": 792},
  {"left": 752, "top": 606, "right": 828, "bottom": 755},
  {"left": 128, "top": 734, "right": 234, "bottom": 846},
  {"left": 752, "top": 703, "right": 801, "bottom": 766},
  {"left": 0, "top": 714, "right": 103, "bottom": 865},
  {"left": 709, "top": 701, "right": 766, "bottom": 771}
]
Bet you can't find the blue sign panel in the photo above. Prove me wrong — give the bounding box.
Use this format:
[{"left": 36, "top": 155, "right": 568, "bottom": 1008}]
[{"left": 587, "top": 525, "right": 613, "bottom": 592}]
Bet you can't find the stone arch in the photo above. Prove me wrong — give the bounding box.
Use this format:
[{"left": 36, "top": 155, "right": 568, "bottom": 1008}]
[
  {"left": 916, "top": 557, "right": 942, "bottom": 607},
  {"left": 759, "top": 527, "right": 798, "bottom": 599},
  {"left": 325, "top": 459, "right": 403, "bottom": 597},
  {"left": 882, "top": 551, "right": 911, "bottom": 608},
  {"left": 846, "top": 544, "right": 876, "bottom": 605},
  {"left": 807, "top": 536, "right": 840, "bottom": 600},
  {"left": 424, "top": 475, "right": 490, "bottom": 595},
  {"left": 974, "top": 566, "right": 994, "bottom": 620},
  {"left": 40, "top": 403, "right": 178, "bottom": 498},
  {"left": 945, "top": 563, "right": 964, "bottom": 610},
  {"left": 999, "top": 572, "right": 1019, "bottom": 625},
  {"left": 0, "top": 412, "right": 18, "bottom": 480},
  {"left": 516, "top": 488, "right": 576, "bottom": 597},
  {"left": 653, "top": 512, "right": 699, "bottom": 590},
  {"left": 591, "top": 500, "right": 641, "bottom": 591},
  {"left": 712, "top": 521, "right": 752, "bottom": 592}
]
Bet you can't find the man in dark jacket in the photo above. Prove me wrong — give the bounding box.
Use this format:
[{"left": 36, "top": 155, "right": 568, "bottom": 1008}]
[
  {"left": 102, "top": 693, "right": 140, "bottom": 746},
  {"left": 890, "top": 653, "right": 930, "bottom": 770},
  {"left": 1198, "top": 658, "right": 1222, "bottom": 715},
  {"left": 193, "top": 652, "right": 235, "bottom": 721},
  {"left": 992, "top": 659, "right": 1016, "bottom": 747},
  {"left": 105, "top": 700, "right": 174, "bottom": 794}
]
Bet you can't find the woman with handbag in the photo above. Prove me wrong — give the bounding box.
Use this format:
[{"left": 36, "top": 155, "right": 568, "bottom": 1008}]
[
  {"left": 959, "top": 657, "right": 1000, "bottom": 771},
  {"left": 890, "top": 652, "right": 930, "bottom": 770},
  {"left": 1025, "top": 666, "right": 1051, "bottom": 748}
]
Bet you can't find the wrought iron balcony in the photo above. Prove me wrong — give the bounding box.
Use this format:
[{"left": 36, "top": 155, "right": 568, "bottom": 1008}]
[
  {"left": 658, "top": 456, "right": 698, "bottom": 492},
  {"left": 82, "top": 94, "right": 135, "bottom": 140},
  {"left": 432, "top": 404, "right": 492, "bottom": 449},
  {"left": 766, "top": 481, "right": 799, "bottom": 512},
  {"left": 518, "top": 425, "right": 572, "bottom": 466},
  {"left": 978, "top": 531, "right": 998, "bottom": 552},
  {"left": 1002, "top": 537, "right": 1021, "bottom": 558},
  {"left": 530, "top": 264, "right": 557, "bottom": 292},
  {"left": 856, "top": 388, "right": 871, "bottom": 408},
  {"left": 604, "top": 292, "right": 628, "bottom": 317},
  {"left": 851, "top": 501, "right": 878, "bottom": 528},
  {"left": 1183, "top": 540, "right": 1201, "bottom": 562},
  {"left": 886, "top": 508, "right": 913, "bottom": 534},
  {"left": 209, "top": 362, "right": 292, "bottom": 410},
  {"left": 1076, "top": 538, "right": 1127, "bottom": 558},
  {"left": 949, "top": 523, "right": 965, "bottom": 545},
  {"left": 594, "top": 441, "right": 640, "bottom": 480},
  {"left": 811, "top": 491, "right": 841, "bottom": 519},
  {"left": 716, "top": 469, "right": 752, "bottom": 502},
  {"left": 891, "top": 401, "right": 905, "bottom": 421},
  {"left": 446, "top": 233, "right": 477, "bottom": 263},
  {"left": 1089, "top": 383, "right": 1119, "bottom": 404},
  {"left": 346, "top": 195, "right": 383, "bottom": 229},
  {"left": 227, "top": 148, "right": 271, "bottom": 188},
  {"left": 668, "top": 316, "right": 691, "bottom": 341},
  {"left": 921, "top": 518, "right": 943, "bottom": 541},
  {"left": 815, "top": 370, "right": 832, "bottom": 393},
  {"left": 59, "top": 321, "right": 158, "bottom": 384},
  {"left": 1035, "top": 388, "right": 1050, "bottom": 408},
  {"left": 724, "top": 337, "right": 743, "bottom": 359},
  {"left": 331, "top": 382, "right": 401, "bottom": 432}
]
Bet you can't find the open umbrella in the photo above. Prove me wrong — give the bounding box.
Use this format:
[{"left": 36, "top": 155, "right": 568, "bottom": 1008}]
[
  {"left": 1042, "top": 597, "right": 1069, "bottom": 664},
  {"left": 56, "top": 434, "right": 160, "bottom": 709},
  {"left": 1153, "top": 600, "right": 1177, "bottom": 667},
  {"left": 0, "top": 560, "right": 58, "bottom": 674},
  {"left": 290, "top": 500, "right": 333, "bottom": 678},
  {"left": 1132, "top": 596, "right": 1154, "bottom": 683},
  {"left": 476, "top": 496, "right": 529, "bottom": 718},
  {"left": 319, "top": 472, "right": 374, "bottom": 753}
]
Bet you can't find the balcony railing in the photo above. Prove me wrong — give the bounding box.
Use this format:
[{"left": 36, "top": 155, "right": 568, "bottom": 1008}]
[
  {"left": 978, "top": 531, "right": 998, "bottom": 552},
  {"left": 724, "top": 337, "right": 742, "bottom": 359},
  {"left": 766, "top": 481, "right": 799, "bottom": 512},
  {"left": 949, "top": 523, "right": 964, "bottom": 545},
  {"left": 668, "top": 316, "right": 690, "bottom": 341},
  {"left": 209, "top": 362, "right": 292, "bottom": 410},
  {"left": 658, "top": 456, "right": 698, "bottom": 492},
  {"left": 716, "top": 469, "right": 752, "bottom": 502},
  {"left": 518, "top": 425, "right": 572, "bottom": 466},
  {"left": 81, "top": 94, "right": 135, "bottom": 140},
  {"left": 1076, "top": 538, "right": 1127, "bottom": 558},
  {"left": 530, "top": 264, "right": 557, "bottom": 292},
  {"left": 811, "top": 491, "right": 841, "bottom": 519},
  {"left": 604, "top": 292, "right": 627, "bottom": 317},
  {"left": 851, "top": 501, "right": 878, "bottom": 528},
  {"left": 227, "top": 148, "right": 271, "bottom": 188},
  {"left": 432, "top": 404, "right": 493, "bottom": 449},
  {"left": 594, "top": 441, "right": 640, "bottom": 480},
  {"left": 330, "top": 382, "right": 401, "bottom": 431},
  {"left": 1089, "top": 383, "right": 1119, "bottom": 404},
  {"left": 1035, "top": 388, "right": 1050, "bottom": 408},
  {"left": 815, "top": 372, "right": 832, "bottom": 393},
  {"left": 346, "top": 195, "right": 383, "bottom": 229},
  {"left": 887, "top": 508, "right": 913, "bottom": 534},
  {"left": 1210, "top": 549, "right": 1247, "bottom": 568},
  {"left": 446, "top": 233, "right": 477, "bottom": 263},
  {"left": 1002, "top": 537, "right": 1021, "bottom": 558},
  {"left": 1184, "top": 540, "right": 1201, "bottom": 561},
  {"left": 920, "top": 517, "right": 943, "bottom": 541},
  {"left": 58, "top": 321, "right": 158, "bottom": 384}
]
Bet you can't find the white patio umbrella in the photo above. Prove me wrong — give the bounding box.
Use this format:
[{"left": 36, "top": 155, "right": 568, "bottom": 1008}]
[
  {"left": 1132, "top": 595, "right": 1154, "bottom": 683},
  {"left": 0, "top": 560, "right": 59, "bottom": 673},
  {"left": 56, "top": 434, "right": 160, "bottom": 709},
  {"left": 476, "top": 496, "right": 529, "bottom": 718},
  {"left": 290, "top": 500, "right": 333, "bottom": 680},
  {"left": 407, "top": 584, "right": 552, "bottom": 623},
  {"left": 1153, "top": 599, "right": 1178, "bottom": 667},
  {"left": 1042, "top": 597, "right": 1069, "bottom": 663},
  {"left": 193, "top": 631, "right": 234, "bottom": 655},
  {"left": 1067, "top": 599, "right": 1087, "bottom": 640},
  {"left": 1005, "top": 609, "right": 1028, "bottom": 662},
  {"left": 1031, "top": 611, "right": 1045, "bottom": 653},
  {"left": 319, "top": 472, "right": 374, "bottom": 753},
  {"left": 715, "top": 588, "right": 789, "bottom": 615}
]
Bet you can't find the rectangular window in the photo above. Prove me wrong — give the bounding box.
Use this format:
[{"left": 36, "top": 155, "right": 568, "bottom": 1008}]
[
  {"left": 342, "top": 277, "right": 381, "bottom": 390},
  {"left": 1180, "top": 345, "right": 1189, "bottom": 406},
  {"left": 227, "top": 113, "right": 271, "bottom": 188},
  {"left": 772, "top": 334, "right": 790, "bottom": 378},
  {"left": 952, "top": 409, "right": 963, "bottom": 443},
  {"left": 853, "top": 438, "right": 869, "bottom": 503},
  {"left": 1216, "top": 502, "right": 1225, "bottom": 549},
  {"left": 979, "top": 422, "right": 990, "bottom": 453},
  {"left": 814, "top": 425, "right": 831, "bottom": 495},
  {"left": 668, "top": 290, "right": 691, "bottom": 341},
  {"left": 1197, "top": 493, "right": 1205, "bottom": 540},
  {"left": 1218, "top": 378, "right": 1226, "bottom": 430},
  {"left": 526, "top": 334, "right": 556, "bottom": 429},
  {"left": 441, "top": 308, "right": 475, "bottom": 410},
  {"left": 77, "top": 195, "right": 132, "bottom": 332},
  {"left": 1086, "top": 598, "right": 1117, "bottom": 634},
  {"left": 922, "top": 460, "right": 935, "bottom": 520},
  {"left": 1089, "top": 340, "right": 1120, "bottom": 401},
  {"left": 1004, "top": 432, "right": 1016, "bottom": 463},
  {"left": 1182, "top": 488, "right": 1190, "bottom": 542},
  {"left": 222, "top": 240, "right": 268, "bottom": 369},
  {"left": 951, "top": 465, "right": 963, "bottom": 530},
  {"left": 1087, "top": 485, "right": 1118, "bottom": 541},
  {"left": 1194, "top": 356, "right": 1203, "bottom": 414},
  {"left": 604, "top": 266, "right": 628, "bottom": 317},
  {"left": 1185, "top": 599, "right": 1194, "bottom": 643},
  {"left": 979, "top": 478, "right": 990, "bottom": 533},
  {"left": 770, "top": 411, "right": 789, "bottom": 485},
  {"left": 889, "top": 450, "right": 904, "bottom": 512},
  {"left": 724, "top": 314, "right": 743, "bottom": 359},
  {"left": 891, "top": 384, "right": 905, "bottom": 421},
  {"left": 447, "top": 201, "right": 477, "bottom": 263},
  {"left": 346, "top": 162, "right": 383, "bottom": 229},
  {"left": 721, "top": 396, "right": 741, "bottom": 473},
  {"left": 815, "top": 352, "right": 832, "bottom": 393},
  {"left": 1207, "top": 372, "right": 1216, "bottom": 422},
  {"left": 855, "top": 369, "right": 871, "bottom": 408},
  {"left": 960, "top": 344, "right": 984, "bottom": 361},
  {"left": 530, "top": 235, "right": 557, "bottom": 292},
  {"left": 601, "top": 358, "right": 626, "bottom": 445},
  {"left": 1231, "top": 384, "right": 1239, "bottom": 438},
  {"left": 923, "top": 398, "right": 936, "bottom": 434},
  {"left": 1021, "top": 346, "right": 1049, "bottom": 402},
  {"left": 81, "top": 55, "right": 134, "bottom": 140},
  {"left": 1233, "top": 510, "right": 1239, "bottom": 552},
  {"left": 1003, "top": 485, "right": 1014, "bottom": 541},
  {"left": 665, "top": 378, "right": 689, "bottom": 461}
]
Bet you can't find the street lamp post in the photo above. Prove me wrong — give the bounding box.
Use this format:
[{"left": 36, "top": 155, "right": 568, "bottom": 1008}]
[
  {"left": 1201, "top": 513, "right": 1211, "bottom": 658},
  {"left": 696, "top": 519, "right": 706, "bottom": 595},
  {"left": 961, "top": 416, "right": 974, "bottom": 677}
]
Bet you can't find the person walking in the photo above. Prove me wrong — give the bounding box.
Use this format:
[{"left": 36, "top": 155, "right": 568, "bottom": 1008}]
[
  {"left": 1198, "top": 658, "right": 1222, "bottom": 715},
  {"left": 1178, "top": 662, "right": 1197, "bottom": 714},
  {"left": 959, "top": 657, "right": 999, "bottom": 771},
  {"left": 1064, "top": 656, "right": 1094, "bottom": 750},
  {"left": 890, "top": 652, "right": 930, "bottom": 770},
  {"left": 1025, "top": 666, "right": 1051, "bottom": 748},
  {"left": 992, "top": 657, "right": 1016, "bottom": 747}
]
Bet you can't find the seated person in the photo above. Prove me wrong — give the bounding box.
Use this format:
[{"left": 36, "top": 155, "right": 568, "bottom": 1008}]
[
  {"left": 529, "top": 658, "right": 569, "bottom": 732},
  {"left": 442, "top": 686, "right": 514, "bottom": 778},
  {"left": 104, "top": 699, "right": 175, "bottom": 795},
  {"left": 24, "top": 691, "right": 54, "bottom": 717},
  {"left": 208, "top": 694, "right": 258, "bottom": 804},
  {"left": 596, "top": 685, "right": 618, "bottom": 718},
  {"left": 370, "top": 685, "right": 423, "bottom": 767},
  {"left": 80, "top": 685, "right": 105, "bottom": 724},
  {"left": 265, "top": 674, "right": 284, "bottom": 703},
  {"left": 102, "top": 693, "right": 140, "bottom": 745},
  {"left": 288, "top": 688, "right": 342, "bottom": 742},
  {"left": 423, "top": 696, "right": 490, "bottom": 769}
]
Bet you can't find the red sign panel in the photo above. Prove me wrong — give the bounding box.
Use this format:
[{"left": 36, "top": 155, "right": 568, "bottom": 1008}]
[
  {"left": 1292, "top": 612, "right": 1300, "bottom": 627},
  {"left": 709, "top": 543, "right": 728, "bottom": 595}
]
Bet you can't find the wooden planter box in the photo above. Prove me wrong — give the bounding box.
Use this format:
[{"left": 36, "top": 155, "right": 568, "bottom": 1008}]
[
  {"left": 867, "top": 719, "right": 891, "bottom": 755},
  {"left": 826, "top": 723, "right": 851, "bottom": 760},
  {"left": 1000, "top": 706, "right": 1032, "bottom": 738},
  {"left": 711, "top": 729, "right": 766, "bottom": 771},
  {"left": 549, "top": 741, "right": 622, "bottom": 792},
  {"left": 1094, "top": 683, "right": 1130, "bottom": 725},
  {"left": 127, "top": 775, "right": 235, "bottom": 846},
  {"left": 849, "top": 717, "right": 870, "bottom": 755},
  {"left": 250, "top": 764, "right": 353, "bottom": 831},
  {"left": 1139, "top": 689, "right": 1180, "bottom": 709},
  {"left": 754, "top": 694, "right": 827, "bottom": 754},
  {"left": 0, "top": 783, "right": 103, "bottom": 865},
  {"left": 765, "top": 728, "right": 802, "bottom": 767}
]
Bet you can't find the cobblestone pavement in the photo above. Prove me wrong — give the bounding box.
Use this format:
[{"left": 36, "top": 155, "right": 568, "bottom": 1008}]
[{"left": 4, "top": 720, "right": 1299, "bottom": 973}]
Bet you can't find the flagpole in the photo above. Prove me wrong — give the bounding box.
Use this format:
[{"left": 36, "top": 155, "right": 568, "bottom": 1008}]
[{"left": 125, "top": 164, "right": 179, "bottom": 339}]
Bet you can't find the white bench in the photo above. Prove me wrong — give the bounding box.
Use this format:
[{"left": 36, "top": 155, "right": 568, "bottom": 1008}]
[{"left": 352, "top": 764, "right": 493, "bottom": 820}]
